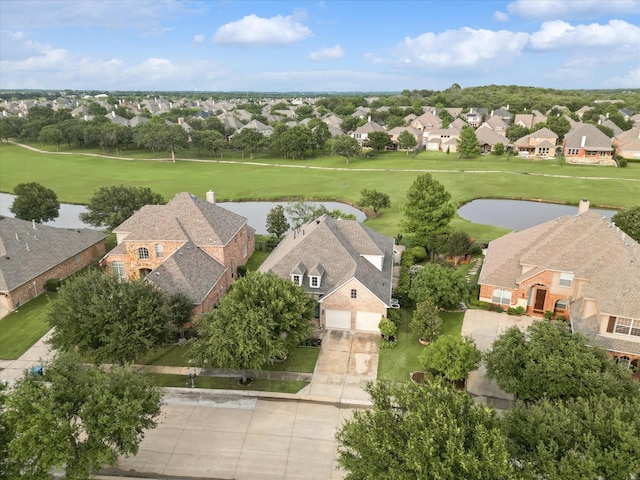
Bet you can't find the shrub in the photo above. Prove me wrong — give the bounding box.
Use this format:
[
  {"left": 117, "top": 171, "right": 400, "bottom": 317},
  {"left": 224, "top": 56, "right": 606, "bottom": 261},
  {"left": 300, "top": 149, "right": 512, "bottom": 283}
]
[
  {"left": 379, "top": 318, "right": 397, "bottom": 339},
  {"left": 419, "top": 335, "right": 482, "bottom": 381},
  {"left": 618, "top": 158, "right": 628, "bottom": 168},
  {"left": 556, "top": 315, "right": 566, "bottom": 322},
  {"left": 378, "top": 339, "right": 397, "bottom": 349},
  {"left": 394, "top": 250, "right": 415, "bottom": 306},
  {"left": 409, "top": 246, "right": 427, "bottom": 262},
  {"left": 410, "top": 300, "right": 441, "bottom": 342},
  {"left": 46, "top": 279, "right": 61, "bottom": 292},
  {"left": 387, "top": 309, "right": 401, "bottom": 325},
  {"left": 507, "top": 306, "right": 526, "bottom": 316},
  {"left": 543, "top": 310, "right": 554, "bottom": 320},
  {"left": 236, "top": 265, "right": 247, "bottom": 277}
]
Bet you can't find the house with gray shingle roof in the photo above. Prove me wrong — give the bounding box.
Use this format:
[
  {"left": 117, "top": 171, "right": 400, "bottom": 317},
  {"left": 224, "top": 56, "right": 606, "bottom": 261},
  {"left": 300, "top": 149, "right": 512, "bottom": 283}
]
[
  {"left": 613, "top": 127, "right": 640, "bottom": 160},
  {"left": 478, "top": 200, "right": 640, "bottom": 380},
  {"left": 475, "top": 124, "right": 509, "bottom": 154},
  {"left": 514, "top": 127, "right": 558, "bottom": 158},
  {"left": 0, "top": 216, "right": 106, "bottom": 313},
  {"left": 259, "top": 215, "right": 394, "bottom": 333},
  {"left": 563, "top": 124, "right": 614, "bottom": 165},
  {"left": 102, "top": 192, "right": 255, "bottom": 315},
  {"left": 350, "top": 120, "right": 386, "bottom": 146}
]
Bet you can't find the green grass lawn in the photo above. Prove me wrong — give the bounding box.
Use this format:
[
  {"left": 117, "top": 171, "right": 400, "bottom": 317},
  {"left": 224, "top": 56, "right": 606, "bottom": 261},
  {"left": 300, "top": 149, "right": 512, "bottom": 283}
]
[
  {"left": 244, "top": 249, "right": 270, "bottom": 271},
  {"left": 140, "top": 344, "right": 319, "bottom": 373},
  {"left": 2, "top": 142, "right": 638, "bottom": 243},
  {"left": 377, "top": 309, "right": 465, "bottom": 383},
  {"left": 0, "top": 293, "right": 54, "bottom": 359},
  {"left": 144, "top": 372, "right": 309, "bottom": 393}
]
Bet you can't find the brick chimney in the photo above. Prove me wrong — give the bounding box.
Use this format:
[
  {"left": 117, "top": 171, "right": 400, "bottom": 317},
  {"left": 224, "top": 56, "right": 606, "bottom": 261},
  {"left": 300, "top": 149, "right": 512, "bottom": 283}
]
[
  {"left": 206, "top": 190, "right": 216, "bottom": 204},
  {"left": 578, "top": 198, "right": 590, "bottom": 214}
]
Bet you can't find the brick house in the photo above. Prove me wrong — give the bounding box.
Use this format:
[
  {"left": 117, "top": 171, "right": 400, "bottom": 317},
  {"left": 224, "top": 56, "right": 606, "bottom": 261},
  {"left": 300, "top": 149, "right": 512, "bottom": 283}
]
[
  {"left": 613, "top": 127, "right": 640, "bottom": 160},
  {"left": 0, "top": 216, "right": 107, "bottom": 313},
  {"left": 514, "top": 127, "right": 558, "bottom": 158},
  {"left": 478, "top": 199, "right": 640, "bottom": 379},
  {"left": 102, "top": 191, "right": 255, "bottom": 315},
  {"left": 563, "top": 124, "right": 614, "bottom": 165},
  {"left": 259, "top": 214, "right": 394, "bottom": 333}
]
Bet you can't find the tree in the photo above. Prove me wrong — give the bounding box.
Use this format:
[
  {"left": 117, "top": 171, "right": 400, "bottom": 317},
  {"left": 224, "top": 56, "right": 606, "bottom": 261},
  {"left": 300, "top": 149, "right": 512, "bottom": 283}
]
[
  {"left": 612, "top": 204, "right": 640, "bottom": 242},
  {"left": 447, "top": 230, "right": 474, "bottom": 266},
  {"left": 365, "top": 131, "right": 392, "bottom": 152},
  {"left": 492, "top": 142, "right": 505, "bottom": 156},
  {"left": 38, "top": 124, "right": 64, "bottom": 151},
  {"left": 339, "top": 116, "right": 359, "bottom": 133},
  {"left": 231, "top": 128, "right": 266, "bottom": 159},
  {"left": 419, "top": 335, "right": 482, "bottom": 382},
  {"left": 336, "top": 381, "right": 515, "bottom": 479},
  {"left": 438, "top": 108, "right": 454, "bottom": 128},
  {"left": 285, "top": 198, "right": 328, "bottom": 229},
  {"left": 46, "top": 269, "right": 174, "bottom": 365},
  {"left": 397, "top": 130, "right": 417, "bottom": 154},
  {"left": 409, "top": 263, "right": 467, "bottom": 310},
  {"left": 506, "top": 124, "right": 529, "bottom": 142},
  {"left": 80, "top": 184, "right": 164, "bottom": 230},
  {"left": 409, "top": 299, "right": 441, "bottom": 342},
  {"left": 10, "top": 182, "right": 60, "bottom": 223},
  {"left": 401, "top": 173, "right": 455, "bottom": 256},
  {"left": 270, "top": 125, "right": 314, "bottom": 159},
  {"left": 457, "top": 126, "right": 480, "bottom": 158},
  {"left": 191, "top": 129, "right": 227, "bottom": 158},
  {"left": 265, "top": 204, "right": 290, "bottom": 239},
  {"left": 544, "top": 115, "right": 571, "bottom": 140},
  {"left": 484, "top": 320, "right": 639, "bottom": 403},
  {"left": 3, "top": 352, "right": 162, "bottom": 480},
  {"left": 191, "top": 271, "right": 315, "bottom": 383},
  {"left": 330, "top": 134, "right": 361, "bottom": 164},
  {"left": 137, "top": 123, "right": 189, "bottom": 163},
  {"left": 502, "top": 394, "right": 640, "bottom": 480},
  {"left": 357, "top": 188, "right": 391, "bottom": 217}
]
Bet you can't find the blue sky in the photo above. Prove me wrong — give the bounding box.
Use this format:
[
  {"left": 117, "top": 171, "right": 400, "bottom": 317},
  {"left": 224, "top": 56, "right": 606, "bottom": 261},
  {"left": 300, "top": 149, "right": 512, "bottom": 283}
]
[{"left": 1, "top": 0, "right": 639, "bottom": 92}]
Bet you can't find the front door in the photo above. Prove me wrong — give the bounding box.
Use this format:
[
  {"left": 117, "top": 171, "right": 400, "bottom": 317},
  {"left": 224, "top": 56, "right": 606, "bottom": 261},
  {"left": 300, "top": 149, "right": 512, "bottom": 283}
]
[{"left": 534, "top": 289, "right": 547, "bottom": 312}]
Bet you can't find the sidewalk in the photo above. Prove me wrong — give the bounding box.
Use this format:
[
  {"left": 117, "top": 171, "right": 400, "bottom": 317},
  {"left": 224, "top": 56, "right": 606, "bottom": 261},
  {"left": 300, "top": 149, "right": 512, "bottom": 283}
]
[{"left": 0, "top": 328, "right": 55, "bottom": 382}]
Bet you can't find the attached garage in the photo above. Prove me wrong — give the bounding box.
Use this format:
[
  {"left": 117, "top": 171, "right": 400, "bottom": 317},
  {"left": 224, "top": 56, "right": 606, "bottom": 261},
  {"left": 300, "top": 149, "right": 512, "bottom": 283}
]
[
  {"left": 355, "top": 311, "right": 382, "bottom": 333},
  {"left": 325, "top": 309, "right": 351, "bottom": 330}
]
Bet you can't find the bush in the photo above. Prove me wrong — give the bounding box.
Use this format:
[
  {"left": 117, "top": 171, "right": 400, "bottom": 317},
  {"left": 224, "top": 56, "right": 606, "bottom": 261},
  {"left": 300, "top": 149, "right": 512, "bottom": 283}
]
[
  {"left": 387, "top": 309, "right": 401, "bottom": 325},
  {"left": 379, "top": 318, "right": 397, "bottom": 339},
  {"left": 409, "top": 246, "right": 427, "bottom": 262},
  {"left": 378, "top": 339, "right": 397, "bottom": 349},
  {"left": 410, "top": 300, "right": 441, "bottom": 342},
  {"left": 394, "top": 250, "right": 415, "bottom": 306},
  {"left": 507, "top": 306, "right": 526, "bottom": 316},
  {"left": 618, "top": 158, "right": 628, "bottom": 168},
  {"left": 543, "top": 310, "right": 554, "bottom": 320},
  {"left": 556, "top": 315, "right": 566, "bottom": 322},
  {"left": 46, "top": 279, "right": 61, "bottom": 292},
  {"left": 237, "top": 265, "right": 247, "bottom": 277}
]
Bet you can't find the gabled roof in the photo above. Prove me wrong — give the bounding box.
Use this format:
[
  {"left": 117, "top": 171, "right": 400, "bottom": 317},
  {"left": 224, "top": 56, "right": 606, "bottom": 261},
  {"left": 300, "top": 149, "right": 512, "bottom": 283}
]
[
  {"left": 259, "top": 215, "right": 394, "bottom": 305},
  {"left": 515, "top": 127, "right": 558, "bottom": 146},
  {"left": 353, "top": 121, "right": 386, "bottom": 134},
  {"left": 565, "top": 124, "right": 613, "bottom": 150},
  {"left": 485, "top": 116, "right": 509, "bottom": 131},
  {"left": 614, "top": 127, "right": 640, "bottom": 151},
  {"left": 479, "top": 211, "right": 640, "bottom": 319},
  {"left": 475, "top": 124, "right": 508, "bottom": 146},
  {"left": 114, "top": 192, "right": 250, "bottom": 247},
  {"left": 600, "top": 119, "right": 623, "bottom": 136},
  {"left": 146, "top": 242, "right": 225, "bottom": 304},
  {"left": 0, "top": 216, "right": 106, "bottom": 291}
]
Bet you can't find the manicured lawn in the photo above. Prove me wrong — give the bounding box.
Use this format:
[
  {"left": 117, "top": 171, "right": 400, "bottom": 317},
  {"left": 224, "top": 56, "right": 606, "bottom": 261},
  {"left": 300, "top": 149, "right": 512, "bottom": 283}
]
[
  {"left": 140, "top": 344, "right": 319, "bottom": 373},
  {"left": 244, "top": 249, "right": 270, "bottom": 271},
  {"left": 2, "top": 142, "right": 638, "bottom": 243},
  {"left": 377, "top": 309, "right": 465, "bottom": 383},
  {"left": 0, "top": 293, "right": 54, "bottom": 359},
  {"left": 145, "top": 372, "right": 309, "bottom": 393}
]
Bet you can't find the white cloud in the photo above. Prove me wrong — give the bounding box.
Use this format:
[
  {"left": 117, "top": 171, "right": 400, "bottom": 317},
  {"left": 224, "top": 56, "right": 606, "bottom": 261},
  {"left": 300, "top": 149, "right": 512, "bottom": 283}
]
[
  {"left": 493, "top": 11, "right": 510, "bottom": 21},
  {"left": 528, "top": 20, "right": 640, "bottom": 50},
  {"left": 193, "top": 33, "right": 205, "bottom": 43},
  {"left": 364, "top": 52, "right": 384, "bottom": 64},
  {"left": 309, "top": 44, "right": 344, "bottom": 61},
  {"left": 507, "top": 0, "right": 640, "bottom": 19},
  {"left": 606, "top": 68, "right": 640, "bottom": 88},
  {"left": 213, "top": 14, "right": 312, "bottom": 46},
  {"left": 395, "top": 27, "right": 528, "bottom": 69}
]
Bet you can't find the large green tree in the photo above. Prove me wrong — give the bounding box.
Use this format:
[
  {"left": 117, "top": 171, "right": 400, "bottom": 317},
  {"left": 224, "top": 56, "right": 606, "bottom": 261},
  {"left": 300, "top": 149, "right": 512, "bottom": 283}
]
[
  {"left": 409, "top": 262, "right": 467, "bottom": 310},
  {"left": 401, "top": 173, "right": 455, "bottom": 256},
  {"left": 365, "top": 131, "right": 392, "bottom": 152},
  {"left": 419, "top": 335, "right": 482, "bottom": 382},
  {"left": 136, "top": 122, "right": 189, "bottom": 163},
  {"left": 231, "top": 128, "right": 266, "bottom": 158},
  {"left": 79, "top": 184, "right": 164, "bottom": 230},
  {"left": 397, "top": 129, "right": 417, "bottom": 153},
  {"left": 503, "top": 395, "right": 640, "bottom": 480},
  {"left": 191, "top": 129, "right": 227, "bottom": 158},
  {"left": 10, "top": 181, "right": 60, "bottom": 223},
  {"left": 38, "top": 124, "right": 64, "bottom": 151},
  {"left": 484, "top": 320, "right": 639, "bottom": 403},
  {"left": 357, "top": 188, "right": 391, "bottom": 217},
  {"left": 457, "top": 126, "right": 480, "bottom": 158},
  {"left": 330, "top": 134, "right": 361, "bottom": 164},
  {"left": 3, "top": 352, "right": 162, "bottom": 480},
  {"left": 265, "top": 204, "right": 290, "bottom": 239},
  {"left": 191, "top": 271, "right": 315, "bottom": 383},
  {"left": 612, "top": 204, "right": 640, "bottom": 242},
  {"left": 46, "top": 269, "right": 174, "bottom": 365},
  {"left": 336, "top": 381, "right": 515, "bottom": 479},
  {"left": 409, "top": 299, "right": 441, "bottom": 342}
]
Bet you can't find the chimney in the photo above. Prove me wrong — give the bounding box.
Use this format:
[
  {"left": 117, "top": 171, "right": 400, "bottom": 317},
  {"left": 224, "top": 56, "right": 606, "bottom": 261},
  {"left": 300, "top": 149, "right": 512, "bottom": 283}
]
[
  {"left": 32, "top": 220, "right": 37, "bottom": 230},
  {"left": 367, "top": 115, "right": 371, "bottom": 123},
  {"left": 578, "top": 198, "right": 590, "bottom": 214},
  {"left": 580, "top": 136, "right": 586, "bottom": 147},
  {"left": 206, "top": 190, "right": 216, "bottom": 204}
]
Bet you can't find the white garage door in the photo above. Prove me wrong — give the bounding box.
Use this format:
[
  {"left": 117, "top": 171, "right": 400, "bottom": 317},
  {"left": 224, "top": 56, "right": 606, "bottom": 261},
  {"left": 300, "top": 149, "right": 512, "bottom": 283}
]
[
  {"left": 325, "top": 309, "right": 351, "bottom": 330},
  {"left": 355, "top": 311, "right": 382, "bottom": 333}
]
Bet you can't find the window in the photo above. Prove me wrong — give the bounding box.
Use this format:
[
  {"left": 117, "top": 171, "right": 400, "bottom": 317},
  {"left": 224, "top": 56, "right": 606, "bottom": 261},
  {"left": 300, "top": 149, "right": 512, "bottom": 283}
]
[
  {"left": 614, "top": 318, "right": 640, "bottom": 337},
  {"left": 111, "top": 261, "right": 125, "bottom": 280},
  {"left": 74, "top": 254, "right": 80, "bottom": 263},
  {"left": 554, "top": 299, "right": 567, "bottom": 312},
  {"left": 567, "top": 148, "right": 579, "bottom": 155},
  {"left": 138, "top": 247, "right": 149, "bottom": 260},
  {"left": 243, "top": 244, "right": 247, "bottom": 258},
  {"left": 155, "top": 244, "right": 164, "bottom": 258},
  {"left": 538, "top": 147, "right": 549, "bottom": 155},
  {"left": 291, "top": 275, "right": 301, "bottom": 286},
  {"left": 559, "top": 272, "right": 573, "bottom": 287},
  {"left": 350, "top": 289, "right": 357, "bottom": 299},
  {"left": 310, "top": 276, "right": 319, "bottom": 288},
  {"left": 586, "top": 150, "right": 597, "bottom": 156},
  {"left": 491, "top": 289, "right": 511, "bottom": 305}
]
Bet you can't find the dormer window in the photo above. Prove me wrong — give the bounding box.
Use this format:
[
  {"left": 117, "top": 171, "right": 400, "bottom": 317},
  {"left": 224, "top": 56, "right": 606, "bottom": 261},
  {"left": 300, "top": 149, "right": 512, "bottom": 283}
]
[
  {"left": 291, "top": 274, "right": 302, "bottom": 286},
  {"left": 309, "top": 276, "right": 320, "bottom": 288}
]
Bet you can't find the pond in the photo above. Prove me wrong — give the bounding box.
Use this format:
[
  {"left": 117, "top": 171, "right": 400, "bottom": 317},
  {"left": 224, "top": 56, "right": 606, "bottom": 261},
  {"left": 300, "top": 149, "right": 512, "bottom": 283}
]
[
  {"left": 457, "top": 199, "right": 617, "bottom": 231},
  {"left": 0, "top": 193, "right": 365, "bottom": 235}
]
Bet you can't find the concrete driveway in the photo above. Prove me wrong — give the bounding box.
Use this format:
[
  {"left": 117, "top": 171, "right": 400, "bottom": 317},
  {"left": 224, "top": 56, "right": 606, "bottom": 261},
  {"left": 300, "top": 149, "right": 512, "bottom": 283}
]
[{"left": 462, "top": 310, "right": 535, "bottom": 408}]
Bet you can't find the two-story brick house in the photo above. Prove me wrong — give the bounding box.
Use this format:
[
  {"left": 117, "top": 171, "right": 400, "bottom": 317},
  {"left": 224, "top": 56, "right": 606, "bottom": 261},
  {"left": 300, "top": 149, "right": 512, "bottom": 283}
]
[
  {"left": 259, "top": 214, "right": 394, "bottom": 333},
  {"left": 478, "top": 199, "right": 640, "bottom": 379},
  {"left": 102, "top": 191, "right": 255, "bottom": 315}
]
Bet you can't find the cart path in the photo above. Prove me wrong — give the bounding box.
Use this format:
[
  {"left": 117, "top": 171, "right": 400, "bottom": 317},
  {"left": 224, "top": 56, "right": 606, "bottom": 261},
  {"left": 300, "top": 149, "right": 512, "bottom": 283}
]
[{"left": 6, "top": 140, "right": 640, "bottom": 183}]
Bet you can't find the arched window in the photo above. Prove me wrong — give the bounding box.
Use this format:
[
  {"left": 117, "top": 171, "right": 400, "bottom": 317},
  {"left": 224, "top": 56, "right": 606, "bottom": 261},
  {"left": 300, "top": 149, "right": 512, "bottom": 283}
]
[
  {"left": 138, "top": 247, "right": 149, "bottom": 260},
  {"left": 492, "top": 289, "right": 511, "bottom": 305}
]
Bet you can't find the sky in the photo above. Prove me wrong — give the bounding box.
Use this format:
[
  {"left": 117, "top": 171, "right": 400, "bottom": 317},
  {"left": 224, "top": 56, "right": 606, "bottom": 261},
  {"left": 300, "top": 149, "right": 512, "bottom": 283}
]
[{"left": 1, "top": 0, "right": 639, "bottom": 92}]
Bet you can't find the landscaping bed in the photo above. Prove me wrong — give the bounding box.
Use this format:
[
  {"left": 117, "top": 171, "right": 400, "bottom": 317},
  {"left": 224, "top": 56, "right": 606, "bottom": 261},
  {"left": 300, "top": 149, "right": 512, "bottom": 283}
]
[{"left": 144, "top": 372, "right": 309, "bottom": 394}]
